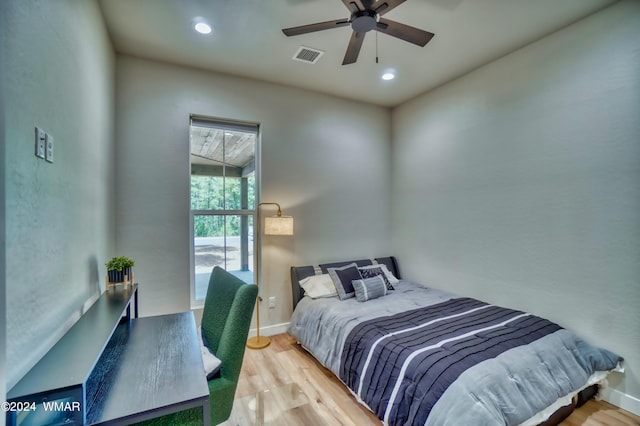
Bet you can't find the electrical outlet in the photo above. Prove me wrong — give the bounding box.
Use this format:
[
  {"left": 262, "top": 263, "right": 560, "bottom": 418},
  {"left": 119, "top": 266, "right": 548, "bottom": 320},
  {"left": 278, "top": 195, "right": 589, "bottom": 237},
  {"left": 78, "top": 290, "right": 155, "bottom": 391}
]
[
  {"left": 45, "top": 133, "right": 54, "bottom": 163},
  {"left": 35, "top": 127, "right": 45, "bottom": 158},
  {"left": 268, "top": 297, "right": 276, "bottom": 309}
]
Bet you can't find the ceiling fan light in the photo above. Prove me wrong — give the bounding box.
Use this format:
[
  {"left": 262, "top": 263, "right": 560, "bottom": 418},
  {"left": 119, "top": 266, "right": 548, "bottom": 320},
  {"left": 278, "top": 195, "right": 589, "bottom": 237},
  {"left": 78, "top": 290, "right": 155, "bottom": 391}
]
[{"left": 382, "top": 72, "right": 395, "bottom": 80}]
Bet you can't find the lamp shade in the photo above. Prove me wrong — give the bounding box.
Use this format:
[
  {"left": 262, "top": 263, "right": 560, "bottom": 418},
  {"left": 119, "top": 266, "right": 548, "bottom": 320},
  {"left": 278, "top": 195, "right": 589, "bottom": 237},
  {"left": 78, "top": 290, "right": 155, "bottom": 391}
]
[{"left": 264, "top": 215, "right": 294, "bottom": 236}]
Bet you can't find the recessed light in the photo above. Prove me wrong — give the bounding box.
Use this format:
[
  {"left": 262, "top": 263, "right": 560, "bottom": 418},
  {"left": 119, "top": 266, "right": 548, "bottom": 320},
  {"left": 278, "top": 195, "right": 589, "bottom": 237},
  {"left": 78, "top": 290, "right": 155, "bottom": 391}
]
[
  {"left": 382, "top": 72, "right": 395, "bottom": 81},
  {"left": 193, "top": 17, "right": 212, "bottom": 35}
]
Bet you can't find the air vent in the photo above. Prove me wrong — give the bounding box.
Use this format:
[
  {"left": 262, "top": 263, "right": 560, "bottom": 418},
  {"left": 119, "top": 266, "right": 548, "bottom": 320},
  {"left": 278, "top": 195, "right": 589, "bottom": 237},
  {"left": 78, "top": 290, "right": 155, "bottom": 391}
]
[{"left": 292, "top": 46, "right": 325, "bottom": 64}]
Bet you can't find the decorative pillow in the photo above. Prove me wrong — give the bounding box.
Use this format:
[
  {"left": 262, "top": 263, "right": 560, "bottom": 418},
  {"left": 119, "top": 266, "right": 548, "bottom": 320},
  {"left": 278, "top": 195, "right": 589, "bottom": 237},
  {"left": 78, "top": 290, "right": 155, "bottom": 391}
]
[
  {"left": 299, "top": 274, "right": 338, "bottom": 299},
  {"left": 358, "top": 263, "right": 399, "bottom": 284},
  {"left": 352, "top": 275, "right": 388, "bottom": 302},
  {"left": 358, "top": 266, "right": 394, "bottom": 290},
  {"left": 199, "top": 328, "right": 221, "bottom": 379},
  {"left": 327, "top": 263, "right": 362, "bottom": 300}
]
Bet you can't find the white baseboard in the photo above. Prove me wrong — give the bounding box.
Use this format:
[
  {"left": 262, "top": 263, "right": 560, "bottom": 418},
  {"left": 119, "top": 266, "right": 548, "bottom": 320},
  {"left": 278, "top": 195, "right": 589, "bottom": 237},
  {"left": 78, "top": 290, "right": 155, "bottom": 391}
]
[
  {"left": 248, "top": 322, "right": 290, "bottom": 338},
  {"left": 601, "top": 387, "right": 640, "bottom": 416}
]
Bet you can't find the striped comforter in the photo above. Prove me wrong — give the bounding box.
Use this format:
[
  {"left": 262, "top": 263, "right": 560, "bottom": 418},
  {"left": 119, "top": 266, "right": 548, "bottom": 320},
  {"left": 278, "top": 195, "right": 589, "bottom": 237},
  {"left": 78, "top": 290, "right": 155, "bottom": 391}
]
[
  {"left": 341, "top": 298, "right": 563, "bottom": 425},
  {"left": 289, "top": 281, "right": 622, "bottom": 425}
]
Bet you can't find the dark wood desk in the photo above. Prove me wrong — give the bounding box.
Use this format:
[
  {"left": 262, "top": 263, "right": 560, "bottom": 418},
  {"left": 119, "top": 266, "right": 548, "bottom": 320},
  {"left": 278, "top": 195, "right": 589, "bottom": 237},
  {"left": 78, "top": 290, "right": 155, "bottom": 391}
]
[
  {"left": 6, "top": 287, "right": 210, "bottom": 425},
  {"left": 86, "top": 312, "right": 210, "bottom": 425},
  {"left": 7, "top": 285, "right": 138, "bottom": 425}
]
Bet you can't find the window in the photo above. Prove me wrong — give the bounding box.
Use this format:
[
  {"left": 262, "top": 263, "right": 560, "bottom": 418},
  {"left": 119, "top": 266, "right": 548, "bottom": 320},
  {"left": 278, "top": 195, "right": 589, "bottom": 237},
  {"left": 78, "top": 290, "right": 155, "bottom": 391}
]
[{"left": 190, "top": 116, "right": 258, "bottom": 307}]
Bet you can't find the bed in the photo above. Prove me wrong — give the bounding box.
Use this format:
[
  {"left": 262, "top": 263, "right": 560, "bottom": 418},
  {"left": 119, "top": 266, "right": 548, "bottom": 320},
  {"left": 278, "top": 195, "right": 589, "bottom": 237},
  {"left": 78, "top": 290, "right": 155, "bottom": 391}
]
[{"left": 288, "top": 256, "right": 623, "bottom": 426}]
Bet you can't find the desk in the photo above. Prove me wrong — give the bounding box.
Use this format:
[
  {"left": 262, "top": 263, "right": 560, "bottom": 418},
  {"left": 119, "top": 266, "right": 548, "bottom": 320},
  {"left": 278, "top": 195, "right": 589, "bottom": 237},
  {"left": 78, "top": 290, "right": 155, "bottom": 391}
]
[
  {"left": 86, "top": 312, "right": 210, "bottom": 425},
  {"left": 7, "top": 288, "right": 209, "bottom": 426},
  {"left": 7, "top": 285, "right": 138, "bottom": 425}
]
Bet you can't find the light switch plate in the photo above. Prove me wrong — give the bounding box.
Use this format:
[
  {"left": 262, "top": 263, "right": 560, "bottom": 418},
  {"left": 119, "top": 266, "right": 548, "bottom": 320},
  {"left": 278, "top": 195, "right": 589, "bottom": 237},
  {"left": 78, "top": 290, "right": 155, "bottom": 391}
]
[
  {"left": 35, "top": 127, "right": 45, "bottom": 158},
  {"left": 45, "top": 133, "right": 54, "bottom": 163}
]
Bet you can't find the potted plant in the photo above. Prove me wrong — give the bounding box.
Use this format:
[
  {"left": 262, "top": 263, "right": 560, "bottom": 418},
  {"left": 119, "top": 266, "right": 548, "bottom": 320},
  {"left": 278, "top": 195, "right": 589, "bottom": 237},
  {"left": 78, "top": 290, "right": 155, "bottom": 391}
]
[{"left": 106, "top": 255, "right": 135, "bottom": 284}]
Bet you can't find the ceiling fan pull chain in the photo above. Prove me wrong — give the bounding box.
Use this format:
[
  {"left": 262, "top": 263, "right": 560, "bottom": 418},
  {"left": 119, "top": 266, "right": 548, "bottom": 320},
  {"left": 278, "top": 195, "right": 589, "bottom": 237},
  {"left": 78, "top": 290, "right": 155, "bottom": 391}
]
[{"left": 376, "top": 30, "right": 379, "bottom": 64}]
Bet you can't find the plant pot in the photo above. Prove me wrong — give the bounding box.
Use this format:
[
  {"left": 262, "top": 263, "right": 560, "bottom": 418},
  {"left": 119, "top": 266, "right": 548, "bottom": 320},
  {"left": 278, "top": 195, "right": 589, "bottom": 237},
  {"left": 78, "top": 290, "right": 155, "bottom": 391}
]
[{"left": 107, "top": 269, "right": 125, "bottom": 283}]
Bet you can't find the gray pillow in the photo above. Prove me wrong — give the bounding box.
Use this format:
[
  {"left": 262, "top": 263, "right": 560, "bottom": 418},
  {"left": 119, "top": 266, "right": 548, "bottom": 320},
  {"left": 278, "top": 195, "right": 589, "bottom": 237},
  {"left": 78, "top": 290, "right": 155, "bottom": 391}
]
[
  {"left": 327, "top": 263, "right": 362, "bottom": 300},
  {"left": 352, "top": 275, "right": 388, "bottom": 302},
  {"left": 358, "top": 266, "right": 394, "bottom": 290}
]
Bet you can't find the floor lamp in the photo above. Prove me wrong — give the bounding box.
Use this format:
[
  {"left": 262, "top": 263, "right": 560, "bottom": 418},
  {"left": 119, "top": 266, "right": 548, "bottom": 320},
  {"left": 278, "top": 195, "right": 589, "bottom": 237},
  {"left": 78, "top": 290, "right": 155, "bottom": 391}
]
[{"left": 246, "top": 202, "right": 294, "bottom": 350}]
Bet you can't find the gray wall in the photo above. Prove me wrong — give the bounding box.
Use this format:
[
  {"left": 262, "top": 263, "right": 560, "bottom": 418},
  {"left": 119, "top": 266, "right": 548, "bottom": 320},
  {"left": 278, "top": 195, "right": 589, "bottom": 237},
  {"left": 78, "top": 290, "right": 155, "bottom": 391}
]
[
  {"left": 114, "top": 55, "right": 392, "bottom": 327},
  {"left": 392, "top": 0, "right": 640, "bottom": 404},
  {"left": 3, "top": 0, "right": 115, "bottom": 389},
  {"left": 1, "top": 0, "right": 6, "bottom": 419}
]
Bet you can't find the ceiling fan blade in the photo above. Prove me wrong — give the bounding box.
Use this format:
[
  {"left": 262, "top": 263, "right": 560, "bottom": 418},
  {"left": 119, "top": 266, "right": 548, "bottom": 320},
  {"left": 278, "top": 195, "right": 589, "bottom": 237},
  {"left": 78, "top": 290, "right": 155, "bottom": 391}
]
[
  {"left": 371, "top": 0, "right": 406, "bottom": 16},
  {"left": 375, "top": 18, "right": 434, "bottom": 46},
  {"left": 342, "top": 31, "right": 366, "bottom": 65},
  {"left": 342, "top": 0, "right": 363, "bottom": 12},
  {"left": 282, "top": 19, "right": 350, "bottom": 37}
]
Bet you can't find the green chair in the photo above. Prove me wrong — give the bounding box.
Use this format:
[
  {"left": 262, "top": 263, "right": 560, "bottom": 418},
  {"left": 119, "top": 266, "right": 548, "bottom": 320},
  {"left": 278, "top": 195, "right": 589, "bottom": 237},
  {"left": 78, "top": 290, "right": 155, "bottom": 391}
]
[
  {"left": 202, "top": 267, "right": 257, "bottom": 425},
  {"left": 134, "top": 266, "right": 257, "bottom": 425}
]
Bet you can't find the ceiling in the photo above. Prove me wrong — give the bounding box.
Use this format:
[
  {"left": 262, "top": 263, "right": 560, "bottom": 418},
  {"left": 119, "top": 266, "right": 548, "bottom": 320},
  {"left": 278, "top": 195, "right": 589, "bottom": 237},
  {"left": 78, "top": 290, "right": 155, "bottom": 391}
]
[
  {"left": 98, "top": 0, "right": 616, "bottom": 107},
  {"left": 190, "top": 125, "right": 256, "bottom": 174}
]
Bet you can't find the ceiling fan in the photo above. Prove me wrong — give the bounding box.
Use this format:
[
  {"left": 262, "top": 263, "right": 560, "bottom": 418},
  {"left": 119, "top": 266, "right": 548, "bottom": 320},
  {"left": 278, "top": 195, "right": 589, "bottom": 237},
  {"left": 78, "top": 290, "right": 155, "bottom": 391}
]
[{"left": 282, "top": 0, "right": 435, "bottom": 65}]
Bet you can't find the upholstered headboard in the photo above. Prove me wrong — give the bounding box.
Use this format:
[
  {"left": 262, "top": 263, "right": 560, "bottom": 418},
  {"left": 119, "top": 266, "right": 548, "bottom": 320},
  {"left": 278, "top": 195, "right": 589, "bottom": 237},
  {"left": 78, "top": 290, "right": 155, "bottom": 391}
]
[{"left": 290, "top": 256, "right": 401, "bottom": 309}]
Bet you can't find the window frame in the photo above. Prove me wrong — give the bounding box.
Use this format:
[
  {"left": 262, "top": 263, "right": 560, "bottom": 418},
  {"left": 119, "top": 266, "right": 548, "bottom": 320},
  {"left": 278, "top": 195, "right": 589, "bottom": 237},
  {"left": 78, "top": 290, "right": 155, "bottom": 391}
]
[{"left": 188, "top": 115, "right": 260, "bottom": 309}]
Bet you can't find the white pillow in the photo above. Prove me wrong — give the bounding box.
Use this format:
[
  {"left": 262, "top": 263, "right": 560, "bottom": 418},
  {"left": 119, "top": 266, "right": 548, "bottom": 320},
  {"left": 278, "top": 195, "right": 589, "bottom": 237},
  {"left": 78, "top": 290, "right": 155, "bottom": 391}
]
[
  {"left": 299, "top": 273, "right": 338, "bottom": 299},
  {"left": 359, "top": 264, "right": 399, "bottom": 284},
  {"left": 198, "top": 328, "right": 221, "bottom": 379}
]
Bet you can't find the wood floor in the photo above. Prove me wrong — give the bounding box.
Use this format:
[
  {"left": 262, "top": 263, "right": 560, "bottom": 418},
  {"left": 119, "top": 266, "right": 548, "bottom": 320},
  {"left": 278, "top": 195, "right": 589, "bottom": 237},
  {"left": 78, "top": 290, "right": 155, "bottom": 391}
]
[{"left": 221, "top": 333, "right": 639, "bottom": 426}]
